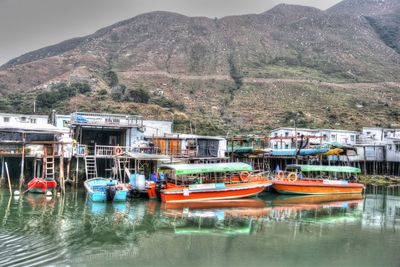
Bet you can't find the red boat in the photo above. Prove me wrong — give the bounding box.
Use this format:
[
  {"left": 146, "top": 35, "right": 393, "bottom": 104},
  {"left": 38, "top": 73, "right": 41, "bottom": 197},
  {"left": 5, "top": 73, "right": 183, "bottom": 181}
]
[
  {"left": 27, "top": 178, "right": 57, "bottom": 194},
  {"left": 154, "top": 163, "right": 272, "bottom": 203}
]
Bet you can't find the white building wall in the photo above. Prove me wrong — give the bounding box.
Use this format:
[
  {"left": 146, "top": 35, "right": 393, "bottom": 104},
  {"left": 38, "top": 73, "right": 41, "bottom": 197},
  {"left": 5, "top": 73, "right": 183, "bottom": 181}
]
[
  {"left": 270, "top": 128, "right": 357, "bottom": 149},
  {"left": 55, "top": 114, "right": 70, "bottom": 128},
  {"left": 385, "top": 138, "right": 400, "bottom": 162},
  {"left": 0, "top": 113, "right": 48, "bottom": 125},
  {"left": 320, "top": 129, "right": 357, "bottom": 145},
  {"left": 362, "top": 128, "right": 385, "bottom": 142},
  {"left": 361, "top": 127, "right": 400, "bottom": 142},
  {"left": 143, "top": 120, "right": 172, "bottom": 137},
  {"left": 270, "top": 128, "right": 318, "bottom": 149},
  {"left": 218, "top": 139, "right": 227, "bottom": 158},
  {"left": 126, "top": 128, "right": 145, "bottom": 146},
  {"left": 346, "top": 146, "right": 365, "bottom": 162}
]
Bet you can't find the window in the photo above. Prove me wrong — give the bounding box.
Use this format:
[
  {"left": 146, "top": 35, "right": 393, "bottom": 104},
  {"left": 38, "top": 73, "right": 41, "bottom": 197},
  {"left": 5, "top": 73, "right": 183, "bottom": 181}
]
[
  {"left": 331, "top": 134, "right": 336, "bottom": 140},
  {"left": 350, "top": 135, "right": 355, "bottom": 141},
  {"left": 395, "top": 207, "right": 400, "bottom": 217},
  {"left": 273, "top": 144, "right": 278, "bottom": 149},
  {"left": 396, "top": 144, "right": 400, "bottom": 152},
  {"left": 30, "top": 118, "right": 36, "bottom": 124},
  {"left": 323, "top": 134, "right": 328, "bottom": 141},
  {"left": 274, "top": 133, "right": 278, "bottom": 137},
  {"left": 3, "top": 117, "right": 10, "bottom": 122},
  {"left": 284, "top": 132, "right": 289, "bottom": 137},
  {"left": 63, "top": 120, "right": 68, "bottom": 127},
  {"left": 285, "top": 144, "right": 289, "bottom": 149}
]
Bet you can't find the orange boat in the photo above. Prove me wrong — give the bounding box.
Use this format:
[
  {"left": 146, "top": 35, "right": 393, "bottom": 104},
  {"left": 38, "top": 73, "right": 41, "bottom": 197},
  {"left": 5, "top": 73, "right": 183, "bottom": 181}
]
[
  {"left": 154, "top": 163, "right": 272, "bottom": 203},
  {"left": 272, "top": 164, "right": 365, "bottom": 195}
]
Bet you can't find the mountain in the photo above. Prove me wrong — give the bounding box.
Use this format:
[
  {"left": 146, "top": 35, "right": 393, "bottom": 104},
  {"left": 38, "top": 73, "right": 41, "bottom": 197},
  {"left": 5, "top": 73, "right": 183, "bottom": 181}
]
[
  {"left": 328, "top": 0, "right": 400, "bottom": 16},
  {"left": 1, "top": 1, "right": 400, "bottom": 134}
]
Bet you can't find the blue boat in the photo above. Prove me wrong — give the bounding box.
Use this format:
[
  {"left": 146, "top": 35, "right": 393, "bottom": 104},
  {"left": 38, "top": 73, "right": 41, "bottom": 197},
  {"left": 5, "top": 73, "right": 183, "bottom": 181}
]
[{"left": 84, "top": 178, "right": 128, "bottom": 202}]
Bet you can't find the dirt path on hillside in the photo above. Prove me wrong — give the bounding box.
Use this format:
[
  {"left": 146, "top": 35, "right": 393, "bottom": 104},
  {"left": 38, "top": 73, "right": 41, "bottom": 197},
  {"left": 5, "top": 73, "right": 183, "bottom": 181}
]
[{"left": 120, "top": 70, "right": 400, "bottom": 89}]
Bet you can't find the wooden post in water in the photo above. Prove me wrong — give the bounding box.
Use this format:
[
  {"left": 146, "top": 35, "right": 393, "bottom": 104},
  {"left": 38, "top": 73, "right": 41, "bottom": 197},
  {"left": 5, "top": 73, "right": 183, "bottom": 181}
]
[
  {"left": 75, "top": 157, "right": 79, "bottom": 184},
  {"left": 0, "top": 157, "right": 5, "bottom": 185},
  {"left": 33, "top": 158, "right": 37, "bottom": 178},
  {"left": 60, "top": 143, "right": 65, "bottom": 194},
  {"left": 66, "top": 158, "right": 71, "bottom": 182},
  {"left": 5, "top": 162, "right": 12, "bottom": 195},
  {"left": 19, "top": 133, "right": 26, "bottom": 190}
]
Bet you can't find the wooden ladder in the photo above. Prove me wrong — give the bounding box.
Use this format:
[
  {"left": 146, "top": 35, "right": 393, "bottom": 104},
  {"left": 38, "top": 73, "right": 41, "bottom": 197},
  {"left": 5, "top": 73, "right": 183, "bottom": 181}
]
[
  {"left": 85, "top": 156, "right": 98, "bottom": 180},
  {"left": 45, "top": 156, "right": 55, "bottom": 179}
]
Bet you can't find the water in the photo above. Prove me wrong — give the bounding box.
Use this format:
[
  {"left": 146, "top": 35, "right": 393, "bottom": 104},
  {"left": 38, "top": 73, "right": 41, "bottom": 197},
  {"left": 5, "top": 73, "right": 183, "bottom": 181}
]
[{"left": 0, "top": 189, "right": 399, "bottom": 267}]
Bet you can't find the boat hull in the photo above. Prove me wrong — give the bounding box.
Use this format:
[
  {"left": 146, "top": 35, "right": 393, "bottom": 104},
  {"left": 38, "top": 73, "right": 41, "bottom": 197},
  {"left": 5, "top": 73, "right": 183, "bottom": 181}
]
[
  {"left": 84, "top": 178, "right": 128, "bottom": 202},
  {"left": 27, "top": 178, "right": 57, "bottom": 194},
  {"left": 160, "top": 181, "right": 271, "bottom": 203},
  {"left": 272, "top": 180, "right": 364, "bottom": 195}
]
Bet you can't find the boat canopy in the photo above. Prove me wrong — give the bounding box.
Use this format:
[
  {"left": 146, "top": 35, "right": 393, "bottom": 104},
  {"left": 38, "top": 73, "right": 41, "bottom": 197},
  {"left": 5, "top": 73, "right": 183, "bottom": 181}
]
[
  {"left": 159, "top": 163, "right": 253, "bottom": 176},
  {"left": 286, "top": 164, "right": 361, "bottom": 174},
  {"left": 269, "top": 148, "right": 329, "bottom": 156}
]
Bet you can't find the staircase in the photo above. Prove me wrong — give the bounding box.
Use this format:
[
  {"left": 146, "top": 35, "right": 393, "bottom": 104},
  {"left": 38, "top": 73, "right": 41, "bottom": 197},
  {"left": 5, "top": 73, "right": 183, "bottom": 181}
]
[
  {"left": 45, "top": 156, "right": 55, "bottom": 179},
  {"left": 84, "top": 156, "right": 98, "bottom": 180}
]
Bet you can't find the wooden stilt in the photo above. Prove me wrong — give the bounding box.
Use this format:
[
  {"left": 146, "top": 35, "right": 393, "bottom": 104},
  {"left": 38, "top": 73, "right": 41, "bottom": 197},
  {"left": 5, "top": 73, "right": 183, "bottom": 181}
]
[
  {"left": 19, "top": 134, "right": 26, "bottom": 190},
  {"left": 42, "top": 156, "right": 46, "bottom": 178},
  {"left": 0, "top": 157, "right": 4, "bottom": 185},
  {"left": 5, "top": 162, "right": 11, "bottom": 195},
  {"left": 60, "top": 144, "right": 65, "bottom": 194},
  {"left": 66, "top": 158, "right": 71, "bottom": 182},
  {"left": 75, "top": 157, "right": 79, "bottom": 184},
  {"left": 33, "top": 158, "right": 37, "bottom": 178},
  {"left": 37, "top": 158, "right": 41, "bottom": 177}
]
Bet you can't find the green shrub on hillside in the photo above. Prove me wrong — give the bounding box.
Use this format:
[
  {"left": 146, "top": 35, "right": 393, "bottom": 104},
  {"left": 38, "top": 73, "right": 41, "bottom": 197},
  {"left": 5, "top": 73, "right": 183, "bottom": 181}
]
[
  {"left": 36, "top": 82, "right": 91, "bottom": 110},
  {"left": 228, "top": 54, "right": 243, "bottom": 90},
  {"left": 104, "top": 70, "right": 119, "bottom": 87},
  {"left": 111, "top": 84, "right": 126, "bottom": 100},
  {"left": 72, "top": 82, "right": 91, "bottom": 94},
  {"left": 151, "top": 96, "right": 185, "bottom": 111},
  {"left": 125, "top": 88, "right": 150, "bottom": 103}
]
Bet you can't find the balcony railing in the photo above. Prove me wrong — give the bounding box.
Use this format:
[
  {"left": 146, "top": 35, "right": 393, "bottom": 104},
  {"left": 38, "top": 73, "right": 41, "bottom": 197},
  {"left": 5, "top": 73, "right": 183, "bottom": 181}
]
[
  {"left": 74, "top": 144, "right": 222, "bottom": 158},
  {"left": 94, "top": 145, "right": 158, "bottom": 156},
  {"left": 157, "top": 149, "right": 222, "bottom": 158},
  {"left": 70, "top": 112, "right": 143, "bottom": 127}
]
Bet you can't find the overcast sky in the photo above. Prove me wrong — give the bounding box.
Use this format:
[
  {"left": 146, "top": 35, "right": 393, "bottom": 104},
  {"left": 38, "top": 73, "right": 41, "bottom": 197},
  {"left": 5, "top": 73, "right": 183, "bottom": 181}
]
[{"left": 0, "top": 0, "right": 342, "bottom": 65}]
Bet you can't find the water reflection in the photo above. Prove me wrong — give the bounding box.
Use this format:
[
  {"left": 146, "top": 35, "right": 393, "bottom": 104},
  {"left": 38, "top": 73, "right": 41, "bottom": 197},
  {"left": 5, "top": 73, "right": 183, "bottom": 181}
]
[
  {"left": 363, "top": 193, "right": 400, "bottom": 230},
  {"left": 0, "top": 190, "right": 399, "bottom": 267},
  {"left": 160, "top": 200, "right": 270, "bottom": 235},
  {"left": 269, "top": 194, "right": 364, "bottom": 224}
]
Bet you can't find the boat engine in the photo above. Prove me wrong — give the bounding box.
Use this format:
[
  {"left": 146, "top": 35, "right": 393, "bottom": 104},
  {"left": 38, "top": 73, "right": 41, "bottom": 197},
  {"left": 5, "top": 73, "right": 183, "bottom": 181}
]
[{"left": 105, "top": 184, "right": 117, "bottom": 202}]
